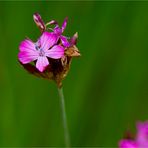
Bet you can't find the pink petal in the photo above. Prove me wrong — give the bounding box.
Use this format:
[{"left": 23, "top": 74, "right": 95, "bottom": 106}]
[
  {"left": 36, "top": 56, "right": 49, "bottom": 72},
  {"left": 18, "top": 39, "right": 38, "bottom": 64},
  {"left": 39, "top": 32, "right": 57, "bottom": 51},
  {"left": 19, "top": 39, "right": 36, "bottom": 51},
  {"left": 136, "top": 121, "right": 148, "bottom": 147},
  {"left": 70, "top": 32, "right": 78, "bottom": 45},
  {"left": 54, "top": 26, "right": 62, "bottom": 35},
  {"left": 33, "top": 13, "right": 45, "bottom": 32},
  {"left": 61, "top": 35, "right": 70, "bottom": 47},
  {"left": 119, "top": 139, "right": 138, "bottom": 148},
  {"left": 45, "top": 45, "right": 64, "bottom": 59},
  {"left": 61, "top": 17, "right": 68, "bottom": 32}
]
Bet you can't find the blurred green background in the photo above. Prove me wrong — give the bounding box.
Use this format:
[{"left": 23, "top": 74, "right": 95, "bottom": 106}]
[{"left": 0, "top": 1, "right": 148, "bottom": 147}]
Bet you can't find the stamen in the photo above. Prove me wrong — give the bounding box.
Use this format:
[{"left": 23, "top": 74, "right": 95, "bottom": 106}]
[
  {"left": 35, "top": 42, "right": 40, "bottom": 50},
  {"left": 47, "top": 28, "right": 54, "bottom": 31},
  {"left": 35, "top": 41, "right": 42, "bottom": 51},
  {"left": 35, "top": 42, "right": 45, "bottom": 56},
  {"left": 39, "top": 50, "right": 45, "bottom": 57}
]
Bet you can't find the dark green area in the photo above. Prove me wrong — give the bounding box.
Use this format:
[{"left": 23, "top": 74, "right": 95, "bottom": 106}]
[{"left": 0, "top": 1, "right": 148, "bottom": 147}]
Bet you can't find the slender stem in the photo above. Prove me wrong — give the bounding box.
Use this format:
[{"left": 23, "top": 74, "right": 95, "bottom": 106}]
[{"left": 58, "top": 87, "right": 70, "bottom": 147}]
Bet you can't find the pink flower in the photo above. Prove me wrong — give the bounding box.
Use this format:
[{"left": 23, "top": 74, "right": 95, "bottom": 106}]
[
  {"left": 119, "top": 140, "right": 138, "bottom": 148},
  {"left": 33, "top": 13, "right": 72, "bottom": 48},
  {"left": 18, "top": 32, "right": 64, "bottom": 72},
  {"left": 47, "top": 17, "right": 71, "bottom": 47},
  {"left": 19, "top": 13, "right": 80, "bottom": 87},
  {"left": 136, "top": 121, "right": 148, "bottom": 147},
  {"left": 119, "top": 121, "right": 148, "bottom": 148}
]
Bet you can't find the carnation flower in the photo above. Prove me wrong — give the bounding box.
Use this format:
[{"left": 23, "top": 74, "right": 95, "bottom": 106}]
[
  {"left": 119, "top": 121, "right": 148, "bottom": 148},
  {"left": 18, "top": 13, "right": 80, "bottom": 88},
  {"left": 18, "top": 32, "right": 64, "bottom": 72}
]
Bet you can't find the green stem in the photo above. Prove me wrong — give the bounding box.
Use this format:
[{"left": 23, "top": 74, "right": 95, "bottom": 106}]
[{"left": 58, "top": 87, "right": 70, "bottom": 147}]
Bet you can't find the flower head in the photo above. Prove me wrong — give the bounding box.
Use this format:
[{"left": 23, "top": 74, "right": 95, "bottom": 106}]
[
  {"left": 18, "top": 32, "right": 64, "bottom": 72},
  {"left": 18, "top": 13, "right": 80, "bottom": 87},
  {"left": 119, "top": 121, "right": 148, "bottom": 148}
]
